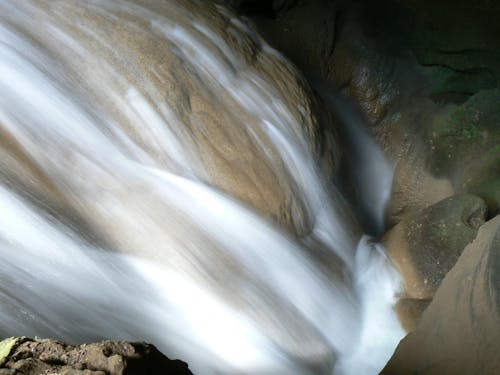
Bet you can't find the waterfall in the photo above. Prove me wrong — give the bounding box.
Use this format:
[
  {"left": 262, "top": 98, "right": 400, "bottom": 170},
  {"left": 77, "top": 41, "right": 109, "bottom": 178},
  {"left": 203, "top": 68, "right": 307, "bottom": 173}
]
[{"left": 0, "top": 1, "right": 404, "bottom": 374}]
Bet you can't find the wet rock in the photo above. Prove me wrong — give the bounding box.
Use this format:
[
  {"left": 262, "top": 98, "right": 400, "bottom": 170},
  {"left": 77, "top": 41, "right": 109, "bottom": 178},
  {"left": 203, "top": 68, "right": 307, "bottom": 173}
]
[
  {"left": 246, "top": 0, "right": 401, "bottom": 126},
  {"left": 382, "top": 215, "right": 500, "bottom": 375},
  {"left": 240, "top": 0, "right": 500, "bottom": 229},
  {"left": 1, "top": 0, "right": 339, "bottom": 236},
  {"left": 386, "top": 89, "right": 500, "bottom": 225},
  {"left": 0, "top": 338, "right": 192, "bottom": 375},
  {"left": 394, "top": 298, "right": 432, "bottom": 333},
  {"left": 384, "top": 194, "right": 487, "bottom": 300}
]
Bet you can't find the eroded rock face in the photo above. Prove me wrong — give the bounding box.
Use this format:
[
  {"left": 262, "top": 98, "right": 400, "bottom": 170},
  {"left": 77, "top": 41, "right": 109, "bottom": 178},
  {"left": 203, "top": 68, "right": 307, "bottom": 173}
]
[
  {"left": 0, "top": 338, "right": 192, "bottom": 375},
  {"left": 376, "top": 0, "right": 500, "bottom": 104},
  {"left": 242, "top": 0, "right": 401, "bottom": 126},
  {"left": 385, "top": 88, "right": 500, "bottom": 226},
  {"left": 384, "top": 194, "right": 487, "bottom": 331},
  {"left": 0, "top": 0, "right": 339, "bottom": 237},
  {"left": 427, "top": 89, "right": 500, "bottom": 214},
  {"left": 386, "top": 143, "right": 454, "bottom": 226},
  {"left": 384, "top": 194, "right": 487, "bottom": 299},
  {"left": 383, "top": 215, "right": 500, "bottom": 375},
  {"left": 235, "top": 0, "right": 500, "bottom": 229}
]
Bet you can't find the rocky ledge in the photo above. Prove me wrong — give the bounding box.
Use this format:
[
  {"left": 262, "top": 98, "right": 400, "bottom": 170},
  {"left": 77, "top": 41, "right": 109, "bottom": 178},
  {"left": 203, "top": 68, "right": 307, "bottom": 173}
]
[{"left": 0, "top": 338, "right": 192, "bottom": 375}]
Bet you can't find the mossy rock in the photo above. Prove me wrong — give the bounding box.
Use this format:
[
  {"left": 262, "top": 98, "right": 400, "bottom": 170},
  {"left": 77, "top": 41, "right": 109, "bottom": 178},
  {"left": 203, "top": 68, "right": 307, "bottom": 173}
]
[
  {"left": 445, "top": 88, "right": 500, "bottom": 136},
  {"left": 0, "top": 338, "right": 18, "bottom": 366},
  {"left": 426, "top": 89, "right": 500, "bottom": 208},
  {"left": 430, "top": 88, "right": 500, "bottom": 142}
]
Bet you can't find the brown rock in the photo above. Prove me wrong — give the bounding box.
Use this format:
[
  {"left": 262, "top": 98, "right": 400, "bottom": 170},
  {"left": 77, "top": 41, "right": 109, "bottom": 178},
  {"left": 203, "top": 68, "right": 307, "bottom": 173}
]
[
  {"left": 387, "top": 144, "right": 454, "bottom": 226},
  {"left": 382, "top": 215, "right": 500, "bottom": 375},
  {"left": 1, "top": 0, "right": 338, "bottom": 237},
  {"left": 394, "top": 298, "right": 431, "bottom": 333},
  {"left": 385, "top": 194, "right": 487, "bottom": 300},
  {"left": 0, "top": 338, "right": 192, "bottom": 375},
  {"left": 250, "top": 0, "right": 402, "bottom": 129}
]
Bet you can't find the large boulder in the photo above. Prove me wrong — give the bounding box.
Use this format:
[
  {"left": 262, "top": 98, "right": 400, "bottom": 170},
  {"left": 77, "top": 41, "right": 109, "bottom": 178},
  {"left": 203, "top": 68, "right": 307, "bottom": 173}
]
[
  {"left": 0, "top": 0, "right": 338, "bottom": 236},
  {"left": 382, "top": 215, "right": 500, "bottom": 374}
]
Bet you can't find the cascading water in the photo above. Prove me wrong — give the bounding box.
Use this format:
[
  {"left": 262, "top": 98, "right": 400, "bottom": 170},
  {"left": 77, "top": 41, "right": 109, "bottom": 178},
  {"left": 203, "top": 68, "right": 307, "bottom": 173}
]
[{"left": 0, "top": 1, "right": 404, "bottom": 374}]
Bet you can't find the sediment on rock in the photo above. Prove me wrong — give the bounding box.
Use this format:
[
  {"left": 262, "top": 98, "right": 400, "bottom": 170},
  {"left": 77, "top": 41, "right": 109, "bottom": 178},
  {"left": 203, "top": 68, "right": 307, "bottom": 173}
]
[{"left": 0, "top": 338, "right": 193, "bottom": 375}]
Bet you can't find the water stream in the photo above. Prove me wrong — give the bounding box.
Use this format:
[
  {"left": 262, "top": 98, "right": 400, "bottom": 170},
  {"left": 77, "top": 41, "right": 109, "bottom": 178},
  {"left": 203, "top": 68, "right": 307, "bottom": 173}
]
[{"left": 0, "top": 1, "right": 404, "bottom": 374}]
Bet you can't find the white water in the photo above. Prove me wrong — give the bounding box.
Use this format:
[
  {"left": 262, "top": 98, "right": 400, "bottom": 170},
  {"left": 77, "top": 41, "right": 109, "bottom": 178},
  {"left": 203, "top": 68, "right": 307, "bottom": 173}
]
[{"left": 0, "top": 1, "right": 404, "bottom": 374}]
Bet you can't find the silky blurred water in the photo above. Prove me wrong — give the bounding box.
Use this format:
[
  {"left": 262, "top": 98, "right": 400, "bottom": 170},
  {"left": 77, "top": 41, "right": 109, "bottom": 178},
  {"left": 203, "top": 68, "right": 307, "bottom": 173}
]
[{"left": 0, "top": 1, "right": 404, "bottom": 374}]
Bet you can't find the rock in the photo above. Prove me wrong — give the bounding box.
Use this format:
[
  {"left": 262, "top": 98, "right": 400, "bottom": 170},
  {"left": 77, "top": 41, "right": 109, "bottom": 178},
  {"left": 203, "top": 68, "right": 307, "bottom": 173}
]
[
  {"left": 387, "top": 143, "right": 454, "bottom": 226},
  {"left": 394, "top": 298, "right": 431, "bottom": 333},
  {"left": 387, "top": 88, "right": 500, "bottom": 225},
  {"left": 0, "top": 338, "right": 192, "bottom": 375},
  {"left": 384, "top": 194, "right": 487, "bottom": 300},
  {"left": 239, "top": 0, "right": 500, "bottom": 229},
  {"left": 385, "top": 0, "right": 500, "bottom": 103},
  {"left": 382, "top": 215, "right": 500, "bottom": 375},
  {"left": 428, "top": 89, "right": 500, "bottom": 213},
  {"left": 246, "top": 0, "right": 400, "bottom": 126},
  {"left": 1, "top": 0, "right": 339, "bottom": 236}
]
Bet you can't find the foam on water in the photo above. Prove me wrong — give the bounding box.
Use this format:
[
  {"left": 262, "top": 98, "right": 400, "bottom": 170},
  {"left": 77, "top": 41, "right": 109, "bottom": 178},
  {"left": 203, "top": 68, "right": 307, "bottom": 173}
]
[{"left": 0, "top": 1, "right": 404, "bottom": 374}]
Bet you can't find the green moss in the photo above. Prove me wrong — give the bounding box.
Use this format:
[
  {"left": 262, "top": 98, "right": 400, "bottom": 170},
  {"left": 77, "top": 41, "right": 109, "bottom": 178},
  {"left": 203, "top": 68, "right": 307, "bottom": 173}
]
[
  {"left": 427, "top": 89, "right": 500, "bottom": 177},
  {"left": 446, "top": 107, "right": 480, "bottom": 140},
  {"left": 0, "top": 337, "right": 18, "bottom": 365},
  {"left": 443, "top": 89, "right": 500, "bottom": 140}
]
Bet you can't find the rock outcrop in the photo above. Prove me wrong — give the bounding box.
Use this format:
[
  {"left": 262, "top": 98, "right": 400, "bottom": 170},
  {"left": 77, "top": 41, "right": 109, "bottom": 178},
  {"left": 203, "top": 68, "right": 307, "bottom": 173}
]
[
  {"left": 233, "top": 0, "right": 500, "bottom": 228},
  {"left": 384, "top": 194, "right": 488, "bottom": 330},
  {"left": 0, "top": 338, "right": 192, "bottom": 375},
  {"left": 382, "top": 215, "right": 500, "bottom": 375},
  {"left": 384, "top": 194, "right": 487, "bottom": 300}
]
